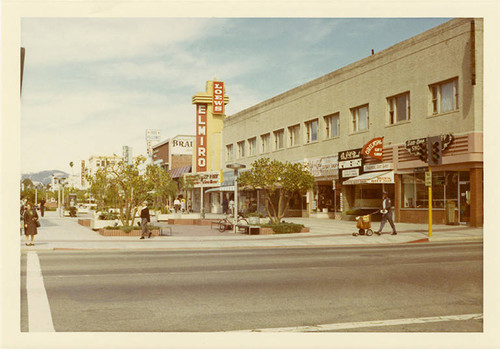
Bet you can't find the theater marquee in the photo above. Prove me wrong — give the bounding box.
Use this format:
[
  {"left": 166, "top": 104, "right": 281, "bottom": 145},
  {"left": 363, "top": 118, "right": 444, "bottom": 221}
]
[
  {"left": 196, "top": 104, "right": 207, "bottom": 172},
  {"left": 213, "top": 81, "right": 224, "bottom": 114}
]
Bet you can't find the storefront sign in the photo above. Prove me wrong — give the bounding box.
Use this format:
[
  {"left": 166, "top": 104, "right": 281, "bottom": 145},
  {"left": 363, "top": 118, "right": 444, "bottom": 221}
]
[
  {"left": 405, "top": 134, "right": 454, "bottom": 158},
  {"left": 342, "top": 168, "right": 359, "bottom": 178},
  {"left": 213, "top": 81, "right": 225, "bottom": 114},
  {"left": 196, "top": 104, "right": 207, "bottom": 172},
  {"left": 305, "top": 155, "right": 339, "bottom": 178},
  {"left": 171, "top": 136, "right": 194, "bottom": 155},
  {"left": 338, "top": 148, "right": 363, "bottom": 183},
  {"left": 364, "top": 162, "right": 393, "bottom": 172},
  {"left": 81, "top": 160, "right": 86, "bottom": 186},
  {"left": 362, "top": 137, "right": 384, "bottom": 161},
  {"left": 187, "top": 172, "right": 221, "bottom": 188}
]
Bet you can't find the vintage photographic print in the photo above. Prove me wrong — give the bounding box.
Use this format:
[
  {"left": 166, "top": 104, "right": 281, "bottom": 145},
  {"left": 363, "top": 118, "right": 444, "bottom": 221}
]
[{"left": 3, "top": 1, "right": 497, "bottom": 348}]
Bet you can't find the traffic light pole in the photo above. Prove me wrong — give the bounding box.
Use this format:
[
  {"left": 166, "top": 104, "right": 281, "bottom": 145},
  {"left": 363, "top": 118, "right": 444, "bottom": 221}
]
[{"left": 428, "top": 166, "right": 432, "bottom": 237}]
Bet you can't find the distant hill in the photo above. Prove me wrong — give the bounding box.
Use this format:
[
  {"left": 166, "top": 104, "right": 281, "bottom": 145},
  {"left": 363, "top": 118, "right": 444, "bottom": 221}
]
[{"left": 22, "top": 170, "right": 69, "bottom": 186}]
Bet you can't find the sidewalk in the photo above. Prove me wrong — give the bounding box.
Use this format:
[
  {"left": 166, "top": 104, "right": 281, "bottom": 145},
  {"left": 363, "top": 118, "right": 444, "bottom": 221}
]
[{"left": 20, "top": 211, "right": 483, "bottom": 251}]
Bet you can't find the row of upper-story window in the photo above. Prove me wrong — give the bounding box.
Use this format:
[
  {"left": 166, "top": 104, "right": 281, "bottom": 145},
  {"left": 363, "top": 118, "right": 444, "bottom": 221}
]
[{"left": 225, "top": 77, "right": 459, "bottom": 161}]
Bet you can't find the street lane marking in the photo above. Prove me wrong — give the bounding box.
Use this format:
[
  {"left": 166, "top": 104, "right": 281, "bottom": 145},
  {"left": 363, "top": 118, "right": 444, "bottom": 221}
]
[
  {"left": 231, "top": 313, "right": 483, "bottom": 332},
  {"left": 26, "top": 252, "right": 55, "bottom": 332}
]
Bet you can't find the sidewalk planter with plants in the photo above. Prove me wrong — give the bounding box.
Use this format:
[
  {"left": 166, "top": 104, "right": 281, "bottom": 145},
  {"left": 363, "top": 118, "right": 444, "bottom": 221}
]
[
  {"left": 260, "top": 222, "right": 309, "bottom": 235},
  {"left": 91, "top": 211, "right": 120, "bottom": 230},
  {"left": 98, "top": 224, "right": 161, "bottom": 236}
]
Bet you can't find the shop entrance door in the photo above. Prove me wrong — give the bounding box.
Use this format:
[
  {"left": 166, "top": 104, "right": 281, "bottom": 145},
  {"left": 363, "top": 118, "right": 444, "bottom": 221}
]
[{"left": 458, "top": 182, "right": 470, "bottom": 224}]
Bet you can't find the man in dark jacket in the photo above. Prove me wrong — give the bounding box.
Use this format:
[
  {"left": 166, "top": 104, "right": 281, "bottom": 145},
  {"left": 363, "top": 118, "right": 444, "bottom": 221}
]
[
  {"left": 140, "top": 201, "right": 151, "bottom": 239},
  {"left": 375, "top": 191, "right": 397, "bottom": 235}
]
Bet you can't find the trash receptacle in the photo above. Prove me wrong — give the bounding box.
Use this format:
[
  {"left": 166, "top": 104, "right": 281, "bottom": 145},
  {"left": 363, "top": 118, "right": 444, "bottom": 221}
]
[{"left": 445, "top": 200, "right": 456, "bottom": 225}]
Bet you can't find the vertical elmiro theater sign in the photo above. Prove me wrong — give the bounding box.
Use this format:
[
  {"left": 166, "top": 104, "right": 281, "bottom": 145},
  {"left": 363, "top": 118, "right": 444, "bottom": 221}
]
[
  {"left": 213, "top": 81, "right": 224, "bottom": 114},
  {"left": 196, "top": 104, "right": 207, "bottom": 172}
]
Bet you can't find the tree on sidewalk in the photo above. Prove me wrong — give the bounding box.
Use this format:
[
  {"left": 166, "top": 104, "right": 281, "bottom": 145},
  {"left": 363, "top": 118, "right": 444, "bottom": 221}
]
[
  {"left": 238, "top": 158, "right": 314, "bottom": 224},
  {"left": 86, "top": 155, "right": 177, "bottom": 226}
]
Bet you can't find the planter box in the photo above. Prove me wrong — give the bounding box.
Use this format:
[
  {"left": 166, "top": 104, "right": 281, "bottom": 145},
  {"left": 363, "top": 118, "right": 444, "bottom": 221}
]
[
  {"left": 259, "top": 227, "right": 310, "bottom": 235},
  {"left": 98, "top": 229, "right": 160, "bottom": 237},
  {"left": 91, "top": 219, "right": 118, "bottom": 230},
  {"left": 78, "top": 219, "right": 91, "bottom": 227}
]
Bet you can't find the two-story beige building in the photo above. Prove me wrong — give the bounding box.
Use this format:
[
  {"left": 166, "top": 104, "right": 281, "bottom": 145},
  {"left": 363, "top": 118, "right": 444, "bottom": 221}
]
[{"left": 222, "top": 18, "right": 483, "bottom": 227}]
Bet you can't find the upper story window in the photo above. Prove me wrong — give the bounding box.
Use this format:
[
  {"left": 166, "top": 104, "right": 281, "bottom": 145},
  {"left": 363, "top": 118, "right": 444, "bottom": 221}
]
[
  {"left": 274, "top": 129, "right": 284, "bottom": 150},
  {"left": 226, "top": 144, "right": 234, "bottom": 161},
  {"left": 324, "top": 113, "right": 339, "bottom": 138},
  {"left": 237, "top": 141, "right": 245, "bottom": 158},
  {"left": 305, "top": 119, "right": 318, "bottom": 143},
  {"left": 288, "top": 124, "right": 300, "bottom": 147},
  {"left": 430, "top": 78, "right": 459, "bottom": 115},
  {"left": 351, "top": 104, "right": 369, "bottom": 133},
  {"left": 261, "top": 133, "right": 270, "bottom": 153},
  {"left": 387, "top": 92, "right": 410, "bottom": 124},
  {"left": 248, "top": 137, "right": 257, "bottom": 156}
]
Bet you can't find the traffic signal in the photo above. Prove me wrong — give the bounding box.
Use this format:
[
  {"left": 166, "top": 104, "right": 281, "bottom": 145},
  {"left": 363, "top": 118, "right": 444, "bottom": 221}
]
[
  {"left": 417, "top": 141, "right": 428, "bottom": 162},
  {"left": 427, "top": 136, "right": 442, "bottom": 166}
]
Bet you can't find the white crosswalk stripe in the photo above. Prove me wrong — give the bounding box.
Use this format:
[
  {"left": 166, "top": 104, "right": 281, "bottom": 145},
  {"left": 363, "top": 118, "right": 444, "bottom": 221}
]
[{"left": 26, "top": 252, "right": 55, "bottom": 332}]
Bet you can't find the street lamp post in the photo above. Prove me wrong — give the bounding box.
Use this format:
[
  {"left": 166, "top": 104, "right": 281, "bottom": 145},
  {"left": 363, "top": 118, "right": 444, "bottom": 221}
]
[{"left": 226, "top": 163, "right": 246, "bottom": 234}]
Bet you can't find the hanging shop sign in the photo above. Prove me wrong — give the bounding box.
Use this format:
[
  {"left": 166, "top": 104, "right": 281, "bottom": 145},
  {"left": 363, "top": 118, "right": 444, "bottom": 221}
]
[
  {"left": 338, "top": 148, "right": 364, "bottom": 183},
  {"left": 213, "top": 81, "right": 225, "bottom": 114},
  {"left": 405, "top": 134, "right": 454, "bottom": 159},
  {"left": 362, "top": 137, "right": 384, "bottom": 161},
  {"left": 196, "top": 104, "right": 208, "bottom": 172},
  {"left": 305, "top": 155, "right": 339, "bottom": 178}
]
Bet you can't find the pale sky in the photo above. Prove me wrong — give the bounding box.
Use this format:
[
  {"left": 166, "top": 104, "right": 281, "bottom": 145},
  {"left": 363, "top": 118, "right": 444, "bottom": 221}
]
[{"left": 21, "top": 17, "right": 451, "bottom": 174}]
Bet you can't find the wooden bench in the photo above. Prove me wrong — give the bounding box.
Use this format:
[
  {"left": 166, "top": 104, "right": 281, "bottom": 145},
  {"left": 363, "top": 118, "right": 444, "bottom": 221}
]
[{"left": 236, "top": 224, "right": 261, "bottom": 235}]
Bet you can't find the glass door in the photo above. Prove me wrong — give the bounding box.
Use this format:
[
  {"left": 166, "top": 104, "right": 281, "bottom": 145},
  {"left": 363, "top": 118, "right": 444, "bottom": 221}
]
[{"left": 458, "top": 181, "right": 470, "bottom": 224}]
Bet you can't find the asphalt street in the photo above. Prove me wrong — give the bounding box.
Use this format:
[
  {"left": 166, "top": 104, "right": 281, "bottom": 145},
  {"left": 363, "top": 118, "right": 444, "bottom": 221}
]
[{"left": 21, "top": 242, "right": 483, "bottom": 332}]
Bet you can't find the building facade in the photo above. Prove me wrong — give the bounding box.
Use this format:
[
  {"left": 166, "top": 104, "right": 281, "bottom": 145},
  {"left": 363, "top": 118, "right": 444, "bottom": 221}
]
[{"left": 222, "top": 18, "right": 483, "bottom": 226}]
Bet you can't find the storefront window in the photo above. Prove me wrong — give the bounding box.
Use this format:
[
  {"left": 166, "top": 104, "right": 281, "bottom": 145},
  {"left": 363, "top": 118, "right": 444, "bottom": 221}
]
[{"left": 401, "top": 171, "right": 465, "bottom": 209}]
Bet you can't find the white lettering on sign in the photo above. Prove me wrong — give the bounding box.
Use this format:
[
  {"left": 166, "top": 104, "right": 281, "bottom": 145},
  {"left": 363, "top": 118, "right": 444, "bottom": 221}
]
[
  {"left": 342, "top": 169, "right": 359, "bottom": 178},
  {"left": 196, "top": 103, "right": 208, "bottom": 172},
  {"left": 213, "top": 81, "right": 225, "bottom": 114},
  {"left": 339, "top": 159, "right": 362, "bottom": 169}
]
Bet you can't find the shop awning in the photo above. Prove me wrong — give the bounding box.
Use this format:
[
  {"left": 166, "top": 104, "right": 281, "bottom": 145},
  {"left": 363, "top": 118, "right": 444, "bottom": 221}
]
[
  {"left": 169, "top": 165, "right": 191, "bottom": 179},
  {"left": 205, "top": 186, "right": 235, "bottom": 193},
  {"left": 343, "top": 171, "right": 394, "bottom": 185}
]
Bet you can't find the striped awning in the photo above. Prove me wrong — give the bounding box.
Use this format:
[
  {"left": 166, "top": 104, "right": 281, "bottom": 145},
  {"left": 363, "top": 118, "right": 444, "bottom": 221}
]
[{"left": 169, "top": 165, "right": 192, "bottom": 179}]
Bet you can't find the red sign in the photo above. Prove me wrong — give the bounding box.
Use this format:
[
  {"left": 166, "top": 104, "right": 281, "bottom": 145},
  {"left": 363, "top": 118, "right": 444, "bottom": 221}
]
[
  {"left": 362, "top": 137, "right": 384, "bottom": 161},
  {"left": 196, "top": 103, "right": 207, "bottom": 172},
  {"left": 213, "top": 81, "right": 224, "bottom": 114}
]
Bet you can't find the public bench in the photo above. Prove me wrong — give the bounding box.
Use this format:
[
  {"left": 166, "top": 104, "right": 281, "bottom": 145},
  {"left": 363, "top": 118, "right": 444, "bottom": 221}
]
[{"left": 236, "top": 224, "right": 261, "bottom": 235}]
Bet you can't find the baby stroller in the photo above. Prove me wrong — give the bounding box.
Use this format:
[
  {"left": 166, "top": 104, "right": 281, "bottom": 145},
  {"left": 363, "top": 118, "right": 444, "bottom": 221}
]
[{"left": 352, "top": 211, "right": 378, "bottom": 236}]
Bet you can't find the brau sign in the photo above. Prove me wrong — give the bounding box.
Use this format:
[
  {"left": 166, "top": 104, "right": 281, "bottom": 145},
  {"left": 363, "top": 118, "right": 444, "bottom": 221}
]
[
  {"left": 213, "top": 81, "right": 224, "bottom": 114},
  {"left": 196, "top": 103, "right": 207, "bottom": 172}
]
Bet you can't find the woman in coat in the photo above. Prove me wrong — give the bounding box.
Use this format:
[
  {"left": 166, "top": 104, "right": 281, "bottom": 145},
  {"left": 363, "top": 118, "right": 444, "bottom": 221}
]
[{"left": 23, "top": 202, "right": 39, "bottom": 246}]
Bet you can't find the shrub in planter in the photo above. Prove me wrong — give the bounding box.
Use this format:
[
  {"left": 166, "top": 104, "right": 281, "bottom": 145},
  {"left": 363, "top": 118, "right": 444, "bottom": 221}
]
[
  {"left": 103, "top": 225, "right": 160, "bottom": 233},
  {"left": 98, "top": 211, "right": 119, "bottom": 220},
  {"left": 261, "top": 222, "right": 305, "bottom": 234}
]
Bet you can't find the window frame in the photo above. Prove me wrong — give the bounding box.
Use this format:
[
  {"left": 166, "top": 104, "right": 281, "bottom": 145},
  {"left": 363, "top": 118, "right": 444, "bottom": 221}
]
[
  {"left": 237, "top": 141, "right": 245, "bottom": 158},
  {"left": 351, "top": 104, "right": 369, "bottom": 133},
  {"left": 273, "top": 129, "right": 285, "bottom": 150},
  {"left": 260, "top": 133, "right": 271, "bottom": 154},
  {"left": 387, "top": 92, "right": 411, "bottom": 124},
  {"left": 247, "top": 137, "right": 257, "bottom": 156},
  {"left": 226, "top": 144, "right": 234, "bottom": 161},
  {"left": 429, "top": 78, "right": 459, "bottom": 115},
  {"left": 288, "top": 124, "right": 300, "bottom": 147},
  {"left": 305, "top": 119, "right": 319, "bottom": 144},
  {"left": 324, "top": 113, "right": 340, "bottom": 139}
]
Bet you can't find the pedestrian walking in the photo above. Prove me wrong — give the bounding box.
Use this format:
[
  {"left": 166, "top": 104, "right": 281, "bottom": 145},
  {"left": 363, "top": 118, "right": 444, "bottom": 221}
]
[
  {"left": 180, "top": 198, "right": 186, "bottom": 213},
  {"left": 23, "top": 202, "right": 39, "bottom": 246},
  {"left": 174, "top": 198, "right": 181, "bottom": 213},
  {"left": 222, "top": 197, "right": 228, "bottom": 215},
  {"left": 139, "top": 201, "right": 151, "bottom": 239},
  {"left": 229, "top": 199, "right": 235, "bottom": 215},
  {"left": 40, "top": 198, "right": 46, "bottom": 217},
  {"left": 375, "top": 191, "right": 397, "bottom": 235}
]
